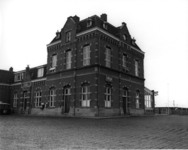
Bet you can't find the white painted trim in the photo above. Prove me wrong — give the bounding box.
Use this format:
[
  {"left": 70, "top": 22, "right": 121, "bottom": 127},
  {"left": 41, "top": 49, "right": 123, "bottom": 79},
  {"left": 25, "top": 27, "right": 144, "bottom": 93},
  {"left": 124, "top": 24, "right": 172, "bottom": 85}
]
[
  {"left": 11, "top": 82, "right": 21, "bottom": 86},
  {"left": 76, "top": 27, "right": 119, "bottom": 41},
  {"left": 47, "top": 40, "right": 61, "bottom": 47},
  {"left": 77, "top": 27, "right": 145, "bottom": 55},
  {"left": 0, "top": 83, "right": 10, "bottom": 86},
  {"left": 32, "top": 78, "right": 46, "bottom": 83},
  {"left": 130, "top": 45, "right": 145, "bottom": 55}
]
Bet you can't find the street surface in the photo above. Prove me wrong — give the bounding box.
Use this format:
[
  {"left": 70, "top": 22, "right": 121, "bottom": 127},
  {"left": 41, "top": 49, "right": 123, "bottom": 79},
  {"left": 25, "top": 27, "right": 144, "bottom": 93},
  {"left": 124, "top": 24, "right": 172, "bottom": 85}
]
[{"left": 0, "top": 115, "right": 188, "bottom": 149}]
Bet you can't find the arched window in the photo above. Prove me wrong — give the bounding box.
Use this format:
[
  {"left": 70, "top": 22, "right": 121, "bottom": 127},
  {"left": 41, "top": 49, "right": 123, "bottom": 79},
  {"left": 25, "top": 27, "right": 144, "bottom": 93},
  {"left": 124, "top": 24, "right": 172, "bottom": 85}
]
[
  {"left": 13, "top": 92, "right": 18, "bottom": 108},
  {"left": 105, "top": 85, "right": 112, "bottom": 107},
  {"left": 136, "top": 90, "right": 140, "bottom": 109},
  {"left": 49, "top": 88, "right": 56, "bottom": 107},
  {"left": 81, "top": 84, "right": 91, "bottom": 107},
  {"left": 35, "top": 89, "right": 42, "bottom": 107}
]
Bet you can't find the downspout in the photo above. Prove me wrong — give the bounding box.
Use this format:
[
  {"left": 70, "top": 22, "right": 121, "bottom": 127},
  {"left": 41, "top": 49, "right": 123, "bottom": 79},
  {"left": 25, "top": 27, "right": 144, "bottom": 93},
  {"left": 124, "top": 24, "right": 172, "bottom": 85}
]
[
  {"left": 74, "top": 38, "right": 78, "bottom": 116},
  {"left": 97, "top": 33, "right": 100, "bottom": 117}
]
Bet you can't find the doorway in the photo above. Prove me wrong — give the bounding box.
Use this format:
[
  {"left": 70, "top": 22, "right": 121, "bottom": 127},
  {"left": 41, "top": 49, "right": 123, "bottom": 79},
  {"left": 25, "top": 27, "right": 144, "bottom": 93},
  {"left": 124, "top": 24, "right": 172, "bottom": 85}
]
[
  {"left": 23, "top": 91, "right": 28, "bottom": 111},
  {"left": 122, "top": 88, "right": 129, "bottom": 114},
  {"left": 64, "top": 87, "right": 71, "bottom": 113}
]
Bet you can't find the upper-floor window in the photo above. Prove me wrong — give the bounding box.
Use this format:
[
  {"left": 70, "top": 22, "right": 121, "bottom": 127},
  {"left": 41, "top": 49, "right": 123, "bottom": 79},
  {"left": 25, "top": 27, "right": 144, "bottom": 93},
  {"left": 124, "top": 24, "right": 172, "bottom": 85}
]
[
  {"left": 105, "top": 86, "right": 112, "bottom": 107},
  {"left": 66, "top": 31, "right": 71, "bottom": 42},
  {"left": 13, "top": 92, "right": 18, "bottom": 108},
  {"left": 103, "top": 23, "right": 107, "bottom": 29},
  {"left": 83, "top": 45, "right": 90, "bottom": 66},
  {"left": 81, "top": 84, "right": 91, "bottom": 107},
  {"left": 136, "top": 90, "right": 140, "bottom": 109},
  {"left": 105, "top": 47, "right": 111, "bottom": 67},
  {"left": 14, "top": 72, "right": 24, "bottom": 82},
  {"left": 66, "top": 50, "right": 72, "bottom": 69},
  {"left": 122, "top": 54, "right": 127, "bottom": 68},
  {"left": 87, "top": 19, "right": 92, "bottom": 27},
  {"left": 35, "top": 90, "right": 42, "bottom": 107},
  {"left": 135, "top": 60, "right": 139, "bottom": 76},
  {"left": 52, "top": 54, "right": 57, "bottom": 68},
  {"left": 37, "top": 68, "right": 44, "bottom": 77},
  {"left": 123, "top": 34, "right": 127, "bottom": 40},
  {"left": 49, "top": 88, "right": 56, "bottom": 107}
]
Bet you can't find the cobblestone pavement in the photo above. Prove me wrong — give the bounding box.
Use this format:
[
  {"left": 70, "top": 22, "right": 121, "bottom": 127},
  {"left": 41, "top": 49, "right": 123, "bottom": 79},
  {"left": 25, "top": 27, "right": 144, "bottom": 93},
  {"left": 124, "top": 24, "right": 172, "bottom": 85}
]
[{"left": 0, "top": 115, "right": 188, "bottom": 149}]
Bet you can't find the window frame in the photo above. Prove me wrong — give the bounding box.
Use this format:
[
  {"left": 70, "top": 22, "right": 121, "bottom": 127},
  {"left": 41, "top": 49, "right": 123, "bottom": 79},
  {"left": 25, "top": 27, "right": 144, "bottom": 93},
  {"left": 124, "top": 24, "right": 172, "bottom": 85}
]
[
  {"left": 105, "top": 47, "right": 111, "bottom": 67},
  {"left": 105, "top": 86, "right": 112, "bottom": 108},
  {"left": 35, "top": 90, "right": 42, "bottom": 107},
  {"left": 66, "top": 31, "right": 71, "bottom": 42},
  {"left": 13, "top": 92, "right": 18, "bottom": 108},
  {"left": 136, "top": 90, "right": 140, "bottom": 109},
  {"left": 51, "top": 54, "right": 57, "bottom": 69},
  {"left": 81, "top": 85, "right": 91, "bottom": 107},
  {"left": 49, "top": 88, "right": 56, "bottom": 107},
  {"left": 135, "top": 59, "right": 139, "bottom": 76},
  {"left": 37, "top": 68, "right": 44, "bottom": 78},
  {"left": 83, "top": 45, "right": 91, "bottom": 66},
  {"left": 66, "top": 50, "right": 72, "bottom": 69},
  {"left": 122, "top": 54, "right": 127, "bottom": 68}
]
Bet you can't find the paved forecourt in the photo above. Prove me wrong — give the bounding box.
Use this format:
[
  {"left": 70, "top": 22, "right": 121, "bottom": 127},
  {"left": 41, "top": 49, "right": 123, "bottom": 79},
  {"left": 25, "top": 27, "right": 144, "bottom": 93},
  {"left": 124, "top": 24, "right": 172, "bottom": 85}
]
[{"left": 0, "top": 115, "right": 188, "bottom": 149}]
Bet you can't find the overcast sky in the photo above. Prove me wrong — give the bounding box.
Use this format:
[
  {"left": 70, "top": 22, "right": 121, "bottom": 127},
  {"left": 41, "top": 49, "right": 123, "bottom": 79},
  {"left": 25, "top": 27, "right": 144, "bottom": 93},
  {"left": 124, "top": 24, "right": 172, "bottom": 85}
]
[{"left": 0, "top": 0, "right": 188, "bottom": 107}]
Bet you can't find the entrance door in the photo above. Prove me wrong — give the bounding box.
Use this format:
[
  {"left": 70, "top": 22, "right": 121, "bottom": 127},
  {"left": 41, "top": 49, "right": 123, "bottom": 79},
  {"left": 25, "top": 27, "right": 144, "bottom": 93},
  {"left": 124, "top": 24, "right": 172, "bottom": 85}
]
[
  {"left": 122, "top": 88, "right": 129, "bottom": 114},
  {"left": 122, "top": 96, "right": 127, "bottom": 114},
  {"left": 64, "top": 88, "right": 70, "bottom": 113}
]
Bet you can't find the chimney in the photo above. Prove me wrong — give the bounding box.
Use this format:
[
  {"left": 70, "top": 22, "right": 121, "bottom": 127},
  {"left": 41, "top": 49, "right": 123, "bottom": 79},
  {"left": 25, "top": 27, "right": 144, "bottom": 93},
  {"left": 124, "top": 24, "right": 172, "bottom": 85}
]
[
  {"left": 26, "top": 65, "right": 30, "bottom": 75},
  {"left": 9, "top": 67, "right": 13, "bottom": 72},
  {"left": 101, "top": 14, "right": 107, "bottom": 22},
  {"left": 72, "top": 15, "right": 80, "bottom": 23}
]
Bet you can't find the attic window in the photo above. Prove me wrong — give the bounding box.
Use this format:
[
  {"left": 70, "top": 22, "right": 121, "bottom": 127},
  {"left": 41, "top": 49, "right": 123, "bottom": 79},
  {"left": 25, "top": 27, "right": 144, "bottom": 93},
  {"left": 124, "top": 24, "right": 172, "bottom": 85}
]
[
  {"left": 103, "top": 23, "right": 107, "bottom": 29},
  {"left": 132, "top": 38, "right": 136, "bottom": 45},
  {"left": 37, "top": 68, "right": 44, "bottom": 78},
  {"left": 87, "top": 19, "right": 92, "bottom": 27},
  {"left": 55, "top": 31, "right": 60, "bottom": 39},
  {"left": 123, "top": 34, "right": 127, "bottom": 40}
]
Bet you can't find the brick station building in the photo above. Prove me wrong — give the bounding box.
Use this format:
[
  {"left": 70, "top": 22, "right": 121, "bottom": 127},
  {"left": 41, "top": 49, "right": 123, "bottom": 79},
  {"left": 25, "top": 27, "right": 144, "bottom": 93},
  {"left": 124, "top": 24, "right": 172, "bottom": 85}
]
[{"left": 0, "top": 14, "right": 150, "bottom": 117}]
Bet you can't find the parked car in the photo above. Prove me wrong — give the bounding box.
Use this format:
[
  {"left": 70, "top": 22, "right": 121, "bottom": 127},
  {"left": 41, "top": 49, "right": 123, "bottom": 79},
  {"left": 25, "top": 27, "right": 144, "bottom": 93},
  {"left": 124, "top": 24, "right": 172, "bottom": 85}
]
[{"left": 0, "top": 102, "right": 11, "bottom": 115}]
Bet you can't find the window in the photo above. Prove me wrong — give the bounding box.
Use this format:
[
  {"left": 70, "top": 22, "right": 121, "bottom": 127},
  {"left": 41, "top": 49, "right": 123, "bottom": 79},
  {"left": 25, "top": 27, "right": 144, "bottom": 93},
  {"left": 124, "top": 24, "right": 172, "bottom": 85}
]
[
  {"left": 123, "top": 88, "right": 130, "bottom": 108},
  {"left": 103, "top": 23, "right": 107, "bottom": 29},
  {"left": 35, "top": 90, "right": 42, "bottom": 107},
  {"left": 13, "top": 92, "right": 18, "bottom": 108},
  {"left": 66, "top": 31, "right": 71, "bottom": 42},
  {"left": 14, "top": 72, "right": 25, "bottom": 82},
  {"left": 83, "top": 45, "right": 90, "bottom": 66},
  {"left": 135, "top": 60, "right": 139, "bottom": 76},
  {"left": 145, "top": 94, "right": 151, "bottom": 108},
  {"left": 52, "top": 54, "right": 57, "bottom": 68},
  {"left": 136, "top": 90, "right": 140, "bottom": 109},
  {"left": 66, "top": 50, "right": 72, "bottom": 69},
  {"left": 105, "top": 47, "right": 111, "bottom": 67},
  {"left": 87, "top": 19, "right": 92, "bottom": 27},
  {"left": 37, "top": 68, "right": 44, "bottom": 77},
  {"left": 49, "top": 88, "right": 56, "bottom": 107},
  {"left": 123, "top": 34, "right": 127, "bottom": 40},
  {"left": 105, "top": 86, "right": 112, "bottom": 107},
  {"left": 122, "top": 54, "right": 127, "bottom": 68},
  {"left": 81, "top": 85, "right": 91, "bottom": 107}
]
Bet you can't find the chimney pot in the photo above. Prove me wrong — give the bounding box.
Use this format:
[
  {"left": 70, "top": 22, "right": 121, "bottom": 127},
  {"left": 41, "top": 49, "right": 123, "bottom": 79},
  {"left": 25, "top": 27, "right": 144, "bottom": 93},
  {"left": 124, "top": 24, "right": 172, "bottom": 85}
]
[{"left": 101, "top": 14, "right": 107, "bottom": 22}]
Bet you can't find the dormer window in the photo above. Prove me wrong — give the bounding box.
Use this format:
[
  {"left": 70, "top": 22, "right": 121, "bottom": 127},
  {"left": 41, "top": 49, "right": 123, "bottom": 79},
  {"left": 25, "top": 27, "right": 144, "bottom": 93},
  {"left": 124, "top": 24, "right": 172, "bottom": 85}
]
[
  {"left": 55, "top": 31, "right": 60, "bottom": 39},
  {"left": 123, "top": 34, "right": 127, "bottom": 40},
  {"left": 14, "top": 72, "right": 25, "bottom": 82},
  {"left": 37, "top": 68, "right": 44, "bottom": 77},
  {"left": 66, "top": 31, "right": 71, "bottom": 42},
  {"left": 103, "top": 22, "right": 107, "bottom": 29},
  {"left": 132, "top": 38, "right": 136, "bottom": 45},
  {"left": 87, "top": 19, "right": 92, "bottom": 27}
]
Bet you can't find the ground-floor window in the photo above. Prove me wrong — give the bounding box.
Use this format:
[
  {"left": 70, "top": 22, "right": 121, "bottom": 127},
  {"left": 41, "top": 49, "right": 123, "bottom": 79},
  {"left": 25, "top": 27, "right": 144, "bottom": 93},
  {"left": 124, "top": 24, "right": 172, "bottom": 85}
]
[
  {"left": 105, "top": 86, "right": 112, "bottom": 107},
  {"left": 145, "top": 94, "right": 152, "bottom": 108},
  {"left": 50, "top": 88, "right": 56, "bottom": 107},
  {"left": 13, "top": 92, "right": 18, "bottom": 108},
  {"left": 136, "top": 90, "right": 140, "bottom": 109},
  {"left": 81, "top": 85, "right": 90, "bottom": 107},
  {"left": 35, "top": 90, "right": 42, "bottom": 107}
]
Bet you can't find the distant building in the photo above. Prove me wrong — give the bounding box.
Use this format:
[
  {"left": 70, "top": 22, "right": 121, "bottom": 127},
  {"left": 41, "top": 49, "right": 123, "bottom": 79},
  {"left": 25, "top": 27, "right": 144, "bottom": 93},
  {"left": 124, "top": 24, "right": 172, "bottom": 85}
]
[{"left": 0, "top": 14, "right": 155, "bottom": 117}]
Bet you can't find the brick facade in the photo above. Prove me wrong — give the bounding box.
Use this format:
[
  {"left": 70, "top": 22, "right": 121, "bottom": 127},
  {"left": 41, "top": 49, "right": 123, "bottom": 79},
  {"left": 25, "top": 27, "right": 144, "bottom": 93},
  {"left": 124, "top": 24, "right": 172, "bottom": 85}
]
[{"left": 0, "top": 14, "right": 149, "bottom": 116}]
